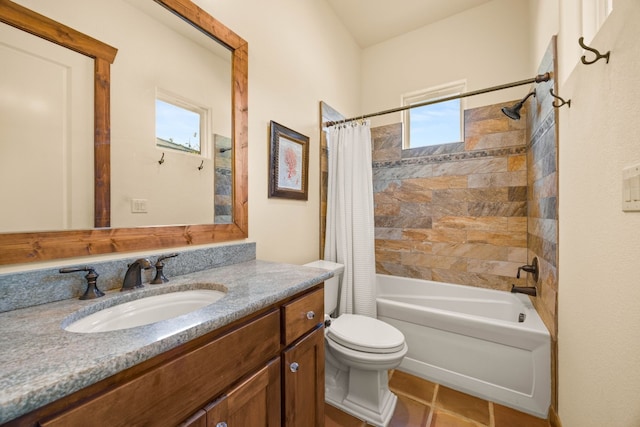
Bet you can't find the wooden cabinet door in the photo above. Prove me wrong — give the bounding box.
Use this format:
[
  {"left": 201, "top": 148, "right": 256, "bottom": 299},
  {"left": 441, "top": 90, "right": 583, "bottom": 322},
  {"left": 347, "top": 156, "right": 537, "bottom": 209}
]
[
  {"left": 282, "top": 326, "right": 324, "bottom": 427},
  {"left": 205, "top": 358, "right": 281, "bottom": 427},
  {"left": 39, "top": 311, "right": 280, "bottom": 427}
]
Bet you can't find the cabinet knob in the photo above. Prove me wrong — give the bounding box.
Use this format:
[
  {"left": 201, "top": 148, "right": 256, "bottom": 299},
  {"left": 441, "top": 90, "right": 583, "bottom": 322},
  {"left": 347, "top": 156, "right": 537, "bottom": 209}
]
[
  {"left": 290, "top": 362, "right": 299, "bottom": 373},
  {"left": 216, "top": 422, "right": 227, "bottom": 427},
  {"left": 306, "top": 311, "right": 315, "bottom": 320}
]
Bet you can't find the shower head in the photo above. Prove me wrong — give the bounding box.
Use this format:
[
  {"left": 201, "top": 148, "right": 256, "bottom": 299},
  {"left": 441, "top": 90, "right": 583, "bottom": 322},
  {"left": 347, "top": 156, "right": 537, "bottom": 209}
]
[{"left": 501, "top": 90, "right": 537, "bottom": 120}]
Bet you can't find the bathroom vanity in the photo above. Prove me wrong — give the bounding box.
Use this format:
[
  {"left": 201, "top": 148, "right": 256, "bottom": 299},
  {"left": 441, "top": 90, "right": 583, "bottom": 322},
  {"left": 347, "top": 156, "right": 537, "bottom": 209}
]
[{"left": 0, "top": 260, "right": 328, "bottom": 427}]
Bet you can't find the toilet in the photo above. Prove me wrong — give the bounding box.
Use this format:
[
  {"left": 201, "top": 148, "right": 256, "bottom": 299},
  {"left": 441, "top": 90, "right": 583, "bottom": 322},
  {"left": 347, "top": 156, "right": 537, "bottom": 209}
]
[{"left": 304, "top": 260, "right": 408, "bottom": 427}]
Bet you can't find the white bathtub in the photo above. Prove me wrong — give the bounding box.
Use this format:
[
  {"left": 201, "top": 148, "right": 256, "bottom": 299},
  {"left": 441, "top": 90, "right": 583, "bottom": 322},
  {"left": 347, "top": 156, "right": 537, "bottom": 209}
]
[{"left": 376, "top": 274, "right": 550, "bottom": 418}]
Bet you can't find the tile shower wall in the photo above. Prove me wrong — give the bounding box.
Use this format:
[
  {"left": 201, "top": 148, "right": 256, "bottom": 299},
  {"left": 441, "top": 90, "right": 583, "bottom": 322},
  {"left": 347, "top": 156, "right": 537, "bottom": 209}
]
[
  {"left": 214, "top": 134, "right": 232, "bottom": 224},
  {"left": 525, "top": 37, "right": 559, "bottom": 412},
  {"left": 371, "top": 102, "right": 530, "bottom": 291}
]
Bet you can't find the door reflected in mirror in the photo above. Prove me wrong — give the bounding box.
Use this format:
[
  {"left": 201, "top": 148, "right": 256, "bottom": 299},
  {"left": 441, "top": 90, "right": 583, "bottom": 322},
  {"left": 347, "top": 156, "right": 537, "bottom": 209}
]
[{"left": 0, "top": 22, "right": 95, "bottom": 233}]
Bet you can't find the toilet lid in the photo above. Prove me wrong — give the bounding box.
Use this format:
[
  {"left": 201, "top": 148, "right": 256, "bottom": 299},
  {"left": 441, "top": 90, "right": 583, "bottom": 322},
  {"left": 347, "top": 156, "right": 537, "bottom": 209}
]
[{"left": 327, "top": 314, "right": 405, "bottom": 354}]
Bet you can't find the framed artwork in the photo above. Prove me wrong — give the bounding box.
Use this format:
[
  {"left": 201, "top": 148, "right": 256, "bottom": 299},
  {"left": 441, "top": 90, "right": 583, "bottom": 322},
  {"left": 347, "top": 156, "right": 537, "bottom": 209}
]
[{"left": 268, "top": 121, "right": 309, "bottom": 200}]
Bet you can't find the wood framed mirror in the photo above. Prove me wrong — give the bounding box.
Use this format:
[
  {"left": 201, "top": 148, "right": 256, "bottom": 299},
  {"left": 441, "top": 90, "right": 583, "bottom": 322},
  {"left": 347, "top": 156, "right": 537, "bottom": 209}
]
[{"left": 0, "top": 0, "right": 248, "bottom": 265}]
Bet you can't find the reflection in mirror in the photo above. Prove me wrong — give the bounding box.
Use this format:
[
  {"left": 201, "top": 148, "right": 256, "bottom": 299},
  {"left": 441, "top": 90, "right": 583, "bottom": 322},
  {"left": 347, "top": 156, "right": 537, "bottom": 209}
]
[
  {"left": 0, "top": 22, "right": 95, "bottom": 232},
  {"left": 214, "top": 134, "right": 232, "bottom": 224},
  {"left": 156, "top": 98, "right": 203, "bottom": 155},
  {"left": 113, "top": 0, "right": 232, "bottom": 228},
  {"left": 0, "top": 0, "right": 248, "bottom": 265},
  {"left": 1, "top": 0, "right": 234, "bottom": 231}
]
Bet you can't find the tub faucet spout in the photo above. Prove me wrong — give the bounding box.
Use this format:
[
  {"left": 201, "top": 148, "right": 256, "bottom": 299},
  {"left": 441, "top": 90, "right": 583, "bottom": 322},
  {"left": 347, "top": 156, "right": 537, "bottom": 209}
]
[{"left": 511, "top": 284, "right": 537, "bottom": 296}]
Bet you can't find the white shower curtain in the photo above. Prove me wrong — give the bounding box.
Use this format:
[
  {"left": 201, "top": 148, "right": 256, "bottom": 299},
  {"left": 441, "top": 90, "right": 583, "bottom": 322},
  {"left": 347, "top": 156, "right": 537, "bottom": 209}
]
[{"left": 324, "top": 121, "right": 377, "bottom": 317}]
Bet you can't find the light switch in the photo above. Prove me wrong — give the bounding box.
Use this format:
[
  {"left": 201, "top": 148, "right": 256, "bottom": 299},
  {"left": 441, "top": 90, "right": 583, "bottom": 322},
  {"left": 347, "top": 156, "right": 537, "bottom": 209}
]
[
  {"left": 622, "top": 165, "right": 640, "bottom": 211},
  {"left": 632, "top": 176, "right": 640, "bottom": 201},
  {"left": 131, "top": 198, "right": 148, "bottom": 213}
]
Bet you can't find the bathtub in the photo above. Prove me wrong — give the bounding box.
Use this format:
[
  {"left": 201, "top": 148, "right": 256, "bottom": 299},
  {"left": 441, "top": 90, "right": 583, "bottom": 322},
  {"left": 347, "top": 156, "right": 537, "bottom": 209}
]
[{"left": 376, "top": 274, "right": 550, "bottom": 418}]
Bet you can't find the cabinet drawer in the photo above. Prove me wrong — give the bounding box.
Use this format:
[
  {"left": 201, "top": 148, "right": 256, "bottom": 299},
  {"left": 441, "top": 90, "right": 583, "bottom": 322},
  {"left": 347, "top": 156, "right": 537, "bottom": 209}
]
[
  {"left": 40, "top": 310, "right": 280, "bottom": 427},
  {"left": 282, "top": 288, "right": 323, "bottom": 346}
]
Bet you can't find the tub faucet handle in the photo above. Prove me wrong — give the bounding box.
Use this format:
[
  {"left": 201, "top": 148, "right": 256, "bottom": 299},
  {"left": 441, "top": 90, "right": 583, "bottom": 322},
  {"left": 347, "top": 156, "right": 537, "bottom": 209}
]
[{"left": 516, "top": 257, "right": 539, "bottom": 282}]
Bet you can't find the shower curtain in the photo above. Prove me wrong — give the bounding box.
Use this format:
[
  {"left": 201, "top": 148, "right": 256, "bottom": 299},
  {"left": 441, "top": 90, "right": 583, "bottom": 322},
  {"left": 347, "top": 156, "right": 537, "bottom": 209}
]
[{"left": 324, "top": 121, "right": 377, "bottom": 317}]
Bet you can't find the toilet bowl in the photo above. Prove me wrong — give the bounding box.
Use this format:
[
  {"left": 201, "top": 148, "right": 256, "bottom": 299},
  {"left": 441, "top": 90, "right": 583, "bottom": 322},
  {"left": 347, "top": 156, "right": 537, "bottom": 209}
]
[{"left": 303, "top": 260, "right": 408, "bottom": 427}]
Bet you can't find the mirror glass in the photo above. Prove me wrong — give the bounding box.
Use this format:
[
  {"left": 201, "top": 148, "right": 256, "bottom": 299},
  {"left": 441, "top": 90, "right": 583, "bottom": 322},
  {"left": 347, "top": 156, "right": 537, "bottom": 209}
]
[
  {"left": 0, "top": 22, "right": 95, "bottom": 232},
  {"left": 0, "top": 0, "right": 248, "bottom": 265},
  {"left": 0, "top": 0, "right": 233, "bottom": 232},
  {"left": 112, "top": 0, "right": 233, "bottom": 228}
]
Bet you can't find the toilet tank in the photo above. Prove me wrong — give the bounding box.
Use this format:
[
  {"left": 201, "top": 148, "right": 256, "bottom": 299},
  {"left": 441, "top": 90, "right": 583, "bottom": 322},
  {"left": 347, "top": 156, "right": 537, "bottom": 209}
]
[{"left": 303, "top": 260, "right": 344, "bottom": 315}]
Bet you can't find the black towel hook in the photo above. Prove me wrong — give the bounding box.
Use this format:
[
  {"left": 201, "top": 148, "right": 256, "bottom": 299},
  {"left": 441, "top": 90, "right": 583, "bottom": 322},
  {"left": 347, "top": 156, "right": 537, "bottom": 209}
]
[
  {"left": 550, "top": 89, "right": 571, "bottom": 109},
  {"left": 197, "top": 160, "right": 204, "bottom": 170},
  {"left": 158, "top": 152, "right": 165, "bottom": 165},
  {"left": 578, "top": 36, "right": 610, "bottom": 65}
]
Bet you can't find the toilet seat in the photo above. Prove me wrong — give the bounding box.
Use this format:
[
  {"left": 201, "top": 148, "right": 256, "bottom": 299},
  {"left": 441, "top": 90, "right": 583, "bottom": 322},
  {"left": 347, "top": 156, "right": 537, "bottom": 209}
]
[{"left": 327, "top": 314, "right": 405, "bottom": 354}]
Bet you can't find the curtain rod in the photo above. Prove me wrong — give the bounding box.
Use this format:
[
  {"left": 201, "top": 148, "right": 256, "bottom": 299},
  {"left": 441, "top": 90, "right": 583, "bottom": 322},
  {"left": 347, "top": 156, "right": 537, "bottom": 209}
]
[{"left": 323, "top": 72, "right": 552, "bottom": 128}]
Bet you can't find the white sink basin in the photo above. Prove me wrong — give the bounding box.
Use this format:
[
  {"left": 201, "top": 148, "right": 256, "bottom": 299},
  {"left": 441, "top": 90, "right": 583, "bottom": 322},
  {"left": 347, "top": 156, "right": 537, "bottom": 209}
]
[{"left": 65, "top": 289, "right": 226, "bottom": 333}]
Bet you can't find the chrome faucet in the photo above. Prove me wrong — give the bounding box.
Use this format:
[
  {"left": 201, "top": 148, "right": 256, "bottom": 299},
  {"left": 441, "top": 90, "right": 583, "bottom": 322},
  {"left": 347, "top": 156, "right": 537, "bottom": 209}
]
[{"left": 121, "top": 258, "right": 152, "bottom": 291}]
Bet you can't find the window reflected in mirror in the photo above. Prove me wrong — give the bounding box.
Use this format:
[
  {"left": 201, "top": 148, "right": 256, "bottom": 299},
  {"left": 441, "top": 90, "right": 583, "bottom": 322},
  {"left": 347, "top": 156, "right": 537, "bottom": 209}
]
[{"left": 155, "top": 95, "right": 206, "bottom": 155}]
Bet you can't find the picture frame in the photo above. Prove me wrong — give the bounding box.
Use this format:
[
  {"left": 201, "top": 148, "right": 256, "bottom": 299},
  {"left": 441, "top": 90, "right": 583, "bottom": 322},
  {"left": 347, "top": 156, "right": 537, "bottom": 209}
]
[{"left": 268, "top": 121, "right": 309, "bottom": 200}]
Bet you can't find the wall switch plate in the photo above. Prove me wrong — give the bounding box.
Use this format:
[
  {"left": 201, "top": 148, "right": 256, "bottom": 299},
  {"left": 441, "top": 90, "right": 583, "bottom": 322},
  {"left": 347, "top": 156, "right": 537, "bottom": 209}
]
[
  {"left": 131, "top": 198, "right": 148, "bottom": 213},
  {"left": 622, "top": 165, "right": 640, "bottom": 211}
]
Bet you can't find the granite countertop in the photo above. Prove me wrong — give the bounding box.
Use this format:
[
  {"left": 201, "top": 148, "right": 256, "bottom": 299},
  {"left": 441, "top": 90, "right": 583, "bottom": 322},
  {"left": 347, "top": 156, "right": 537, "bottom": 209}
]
[{"left": 0, "top": 260, "right": 330, "bottom": 424}]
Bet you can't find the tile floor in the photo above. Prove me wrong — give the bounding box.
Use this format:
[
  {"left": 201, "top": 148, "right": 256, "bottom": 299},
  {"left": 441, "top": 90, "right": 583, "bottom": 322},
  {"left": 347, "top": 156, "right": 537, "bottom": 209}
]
[{"left": 324, "top": 370, "right": 551, "bottom": 427}]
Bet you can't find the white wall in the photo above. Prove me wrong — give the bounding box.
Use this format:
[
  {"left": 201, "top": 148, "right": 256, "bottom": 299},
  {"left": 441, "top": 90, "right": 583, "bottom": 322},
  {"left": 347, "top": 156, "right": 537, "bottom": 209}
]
[
  {"left": 360, "top": 0, "right": 532, "bottom": 128},
  {"left": 556, "top": 0, "right": 640, "bottom": 425},
  {"left": 529, "top": 0, "right": 640, "bottom": 425},
  {"left": 192, "top": 0, "right": 361, "bottom": 264},
  {"left": 527, "top": 0, "right": 559, "bottom": 72}
]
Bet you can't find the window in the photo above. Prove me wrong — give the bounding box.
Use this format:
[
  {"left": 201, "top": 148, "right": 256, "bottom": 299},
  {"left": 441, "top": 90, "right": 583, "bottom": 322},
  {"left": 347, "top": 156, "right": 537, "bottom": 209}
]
[
  {"left": 402, "top": 80, "right": 465, "bottom": 149},
  {"left": 581, "top": 0, "right": 613, "bottom": 44},
  {"left": 155, "top": 91, "right": 208, "bottom": 155}
]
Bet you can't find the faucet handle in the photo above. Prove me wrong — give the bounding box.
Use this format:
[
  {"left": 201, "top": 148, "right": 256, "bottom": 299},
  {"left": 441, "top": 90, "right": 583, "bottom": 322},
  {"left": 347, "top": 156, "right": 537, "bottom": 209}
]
[
  {"left": 515, "top": 257, "right": 539, "bottom": 282},
  {"left": 151, "top": 253, "right": 179, "bottom": 284},
  {"left": 157, "top": 253, "right": 179, "bottom": 263},
  {"left": 59, "top": 266, "right": 105, "bottom": 300}
]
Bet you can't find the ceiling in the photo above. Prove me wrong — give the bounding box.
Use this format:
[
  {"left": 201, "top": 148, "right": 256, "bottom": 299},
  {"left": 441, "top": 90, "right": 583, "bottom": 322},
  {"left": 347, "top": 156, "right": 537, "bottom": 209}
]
[{"left": 325, "top": 0, "right": 492, "bottom": 48}]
